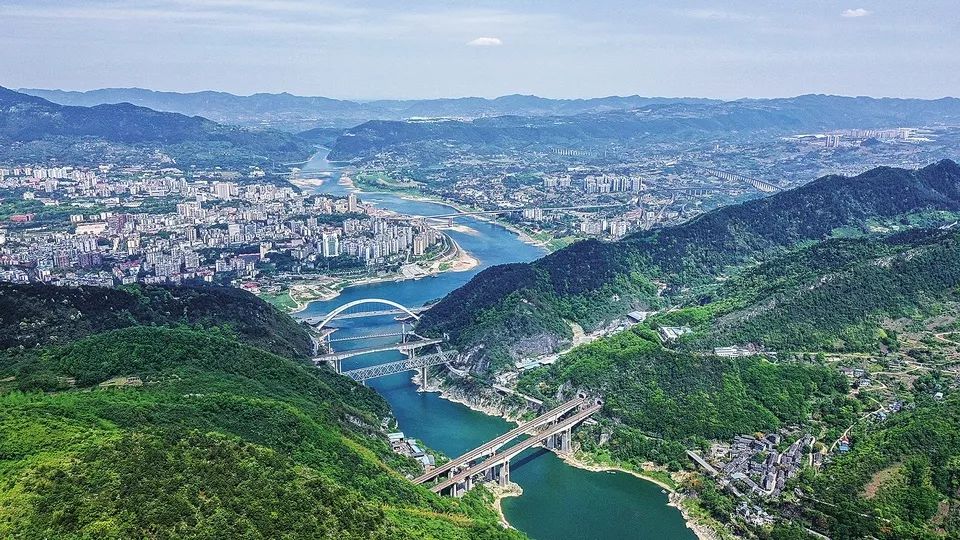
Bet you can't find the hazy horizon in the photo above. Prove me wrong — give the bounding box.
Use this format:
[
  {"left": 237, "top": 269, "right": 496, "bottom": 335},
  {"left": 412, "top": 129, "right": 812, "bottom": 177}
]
[
  {"left": 14, "top": 86, "right": 960, "bottom": 103},
  {"left": 2, "top": 0, "right": 958, "bottom": 101}
]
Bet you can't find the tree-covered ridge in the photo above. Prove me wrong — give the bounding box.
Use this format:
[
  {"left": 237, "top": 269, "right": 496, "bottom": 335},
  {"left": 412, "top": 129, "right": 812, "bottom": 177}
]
[
  {"left": 0, "top": 283, "right": 522, "bottom": 539},
  {"left": 0, "top": 282, "right": 314, "bottom": 359},
  {"left": 418, "top": 160, "right": 960, "bottom": 370},
  {"left": 680, "top": 227, "right": 960, "bottom": 353},
  {"left": 516, "top": 327, "right": 847, "bottom": 443},
  {"left": 0, "top": 326, "right": 521, "bottom": 539}
]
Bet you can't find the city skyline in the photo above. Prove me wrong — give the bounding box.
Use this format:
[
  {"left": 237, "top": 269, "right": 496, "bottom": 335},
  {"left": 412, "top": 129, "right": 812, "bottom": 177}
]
[{"left": 2, "top": 0, "right": 958, "bottom": 100}]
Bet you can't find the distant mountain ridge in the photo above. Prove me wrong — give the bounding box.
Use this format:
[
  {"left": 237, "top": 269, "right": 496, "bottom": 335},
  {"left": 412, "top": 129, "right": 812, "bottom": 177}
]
[
  {"left": 0, "top": 86, "right": 313, "bottom": 167},
  {"left": 19, "top": 87, "right": 720, "bottom": 130},
  {"left": 328, "top": 95, "right": 960, "bottom": 160}
]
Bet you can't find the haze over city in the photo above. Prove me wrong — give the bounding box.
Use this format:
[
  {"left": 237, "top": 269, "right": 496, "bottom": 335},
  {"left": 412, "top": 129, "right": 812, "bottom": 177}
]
[{"left": 2, "top": 0, "right": 958, "bottom": 99}]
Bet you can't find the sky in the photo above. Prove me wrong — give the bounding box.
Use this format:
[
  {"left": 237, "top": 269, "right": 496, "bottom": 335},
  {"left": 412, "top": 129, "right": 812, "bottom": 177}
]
[{"left": 2, "top": 0, "right": 958, "bottom": 100}]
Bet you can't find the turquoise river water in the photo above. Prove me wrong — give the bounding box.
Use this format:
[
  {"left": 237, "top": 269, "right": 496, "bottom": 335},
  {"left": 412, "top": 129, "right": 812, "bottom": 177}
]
[{"left": 296, "top": 152, "right": 696, "bottom": 540}]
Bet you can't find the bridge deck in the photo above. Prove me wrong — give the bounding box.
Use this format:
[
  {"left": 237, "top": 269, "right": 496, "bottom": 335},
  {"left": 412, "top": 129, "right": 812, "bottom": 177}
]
[
  {"left": 413, "top": 397, "right": 587, "bottom": 485},
  {"left": 302, "top": 306, "right": 427, "bottom": 325},
  {"left": 313, "top": 338, "right": 443, "bottom": 364},
  {"left": 328, "top": 330, "right": 408, "bottom": 343},
  {"left": 431, "top": 403, "right": 602, "bottom": 493}
]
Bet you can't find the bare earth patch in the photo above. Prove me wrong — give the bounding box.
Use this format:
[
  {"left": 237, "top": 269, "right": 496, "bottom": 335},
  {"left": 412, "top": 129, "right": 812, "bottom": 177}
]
[{"left": 862, "top": 463, "right": 902, "bottom": 499}]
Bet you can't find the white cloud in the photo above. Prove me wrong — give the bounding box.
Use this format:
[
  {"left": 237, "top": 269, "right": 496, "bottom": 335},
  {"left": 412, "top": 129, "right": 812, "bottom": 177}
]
[
  {"left": 466, "top": 37, "right": 503, "bottom": 47},
  {"left": 841, "top": 8, "right": 871, "bottom": 18}
]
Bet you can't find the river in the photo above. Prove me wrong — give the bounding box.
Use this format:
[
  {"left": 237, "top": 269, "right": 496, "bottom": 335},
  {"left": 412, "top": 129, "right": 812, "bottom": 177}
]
[{"left": 296, "top": 151, "right": 696, "bottom": 540}]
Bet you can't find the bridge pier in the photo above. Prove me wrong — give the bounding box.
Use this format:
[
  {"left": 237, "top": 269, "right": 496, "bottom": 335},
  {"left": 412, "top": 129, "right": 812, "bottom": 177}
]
[
  {"left": 418, "top": 365, "right": 428, "bottom": 391},
  {"left": 498, "top": 461, "right": 511, "bottom": 486}
]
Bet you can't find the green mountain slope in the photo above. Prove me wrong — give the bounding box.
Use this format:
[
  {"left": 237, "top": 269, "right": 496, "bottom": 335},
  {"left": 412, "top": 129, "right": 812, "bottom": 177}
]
[
  {"left": 418, "top": 160, "right": 960, "bottom": 371},
  {"left": 0, "top": 285, "right": 521, "bottom": 539},
  {"left": 517, "top": 326, "right": 847, "bottom": 443},
  {"left": 0, "top": 283, "right": 313, "bottom": 359},
  {"left": 683, "top": 228, "right": 960, "bottom": 352},
  {"left": 507, "top": 225, "right": 960, "bottom": 538},
  {"left": 516, "top": 226, "right": 960, "bottom": 437},
  {"left": 793, "top": 393, "right": 960, "bottom": 539}
]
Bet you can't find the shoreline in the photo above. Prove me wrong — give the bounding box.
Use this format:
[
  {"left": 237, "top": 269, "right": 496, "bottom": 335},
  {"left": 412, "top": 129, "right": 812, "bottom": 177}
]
[
  {"left": 282, "top": 173, "right": 490, "bottom": 315},
  {"left": 272, "top": 176, "right": 481, "bottom": 314}
]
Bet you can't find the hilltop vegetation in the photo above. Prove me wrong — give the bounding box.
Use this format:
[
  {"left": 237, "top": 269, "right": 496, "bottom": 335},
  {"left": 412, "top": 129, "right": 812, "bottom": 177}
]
[
  {"left": 791, "top": 392, "right": 960, "bottom": 539},
  {"left": 511, "top": 226, "right": 960, "bottom": 448},
  {"left": 419, "top": 160, "right": 960, "bottom": 370},
  {"left": 682, "top": 228, "right": 960, "bottom": 353},
  {"left": 0, "top": 282, "right": 313, "bottom": 359},
  {"left": 0, "top": 284, "right": 522, "bottom": 539}
]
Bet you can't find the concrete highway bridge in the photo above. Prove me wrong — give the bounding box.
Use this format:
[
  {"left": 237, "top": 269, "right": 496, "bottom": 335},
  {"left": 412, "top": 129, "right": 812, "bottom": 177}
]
[
  {"left": 694, "top": 166, "right": 782, "bottom": 193},
  {"left": 413, "top": 395, "right": 602, "bottom": 496},
  {"left": 431, "top": 401, "right": 603, "bottom": 496}
]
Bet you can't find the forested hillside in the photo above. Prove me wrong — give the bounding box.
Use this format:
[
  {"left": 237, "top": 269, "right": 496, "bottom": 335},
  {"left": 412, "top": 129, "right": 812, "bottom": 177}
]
[
  {"left": 792, "top": 393, "right": 960, "bottom": 539},
  {"left": 0, "top": 284, "right": 522, "bottom": 539},
  {"left": 512, "top": 225, "right": 960, "bottom": 448},
  {"left": 517, "top": 326, "right": 848, "bottom": 443},
  {"left": 683, "top": 228, "right": 960, "bottom": 352},
  {"left": 419, "top": 160, "right": 960, "bottom": 370},
  {"left": 0, "top": 282, "right": 313, "bottom": 359}
]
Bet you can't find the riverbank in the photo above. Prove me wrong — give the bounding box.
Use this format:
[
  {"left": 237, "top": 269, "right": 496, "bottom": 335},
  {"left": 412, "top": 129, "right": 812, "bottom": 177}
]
[
  {"left": 488, "top": 483, "right": 523, "bottom": 529},
  {"left": 263, "top": 242, "right": 478, "bottom": 314},
  {"left": 260, "top": 178, "right": 481, "bottom": 314},
  {"left": 348, "top": 174, "right": 555, "bottom": 252}
]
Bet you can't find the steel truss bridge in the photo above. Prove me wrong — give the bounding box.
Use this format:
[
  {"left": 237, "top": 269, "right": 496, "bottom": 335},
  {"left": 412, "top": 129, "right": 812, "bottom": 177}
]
[
  {"left": 312, "top": 338, "right": 443, "bottom": 369},
  {"left": 341, "top": 349, "right": 458, "bottom": 383}
]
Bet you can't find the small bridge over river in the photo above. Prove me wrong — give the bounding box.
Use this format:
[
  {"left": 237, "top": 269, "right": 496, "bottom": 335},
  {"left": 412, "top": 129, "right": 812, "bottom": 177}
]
[{"left": 304, "top": 298, "right": 453, "bottom": 389}]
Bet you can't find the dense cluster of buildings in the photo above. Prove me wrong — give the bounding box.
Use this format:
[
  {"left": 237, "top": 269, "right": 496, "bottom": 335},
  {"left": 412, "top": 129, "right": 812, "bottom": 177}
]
[
  {"left": 713, "top": 433, "right": 817, "bottom": 499},
  {"left": 0, "top": 164, "right": 444, "bottom": 287}
]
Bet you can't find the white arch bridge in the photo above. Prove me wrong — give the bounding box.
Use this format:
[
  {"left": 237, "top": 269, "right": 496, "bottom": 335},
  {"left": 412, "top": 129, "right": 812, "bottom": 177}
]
[
  {"left": 301, "top": 298, "right": 453, "bottom": 389},
  {"left": 302, "top": 298, "right": 427, "bottom": 330}
]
